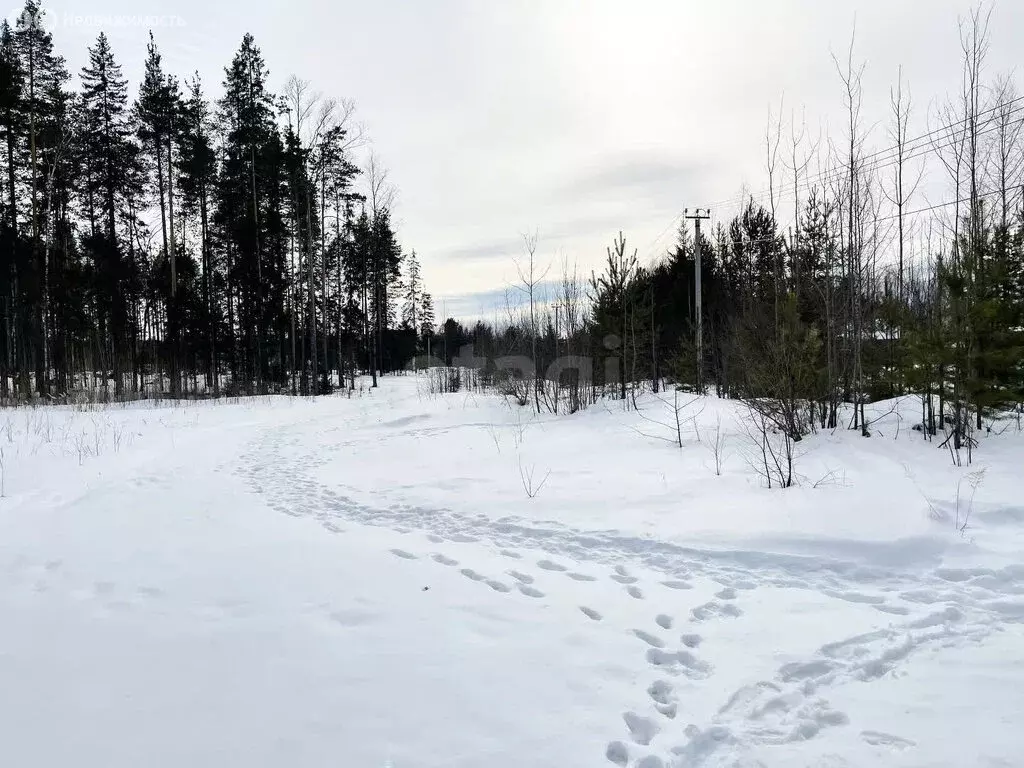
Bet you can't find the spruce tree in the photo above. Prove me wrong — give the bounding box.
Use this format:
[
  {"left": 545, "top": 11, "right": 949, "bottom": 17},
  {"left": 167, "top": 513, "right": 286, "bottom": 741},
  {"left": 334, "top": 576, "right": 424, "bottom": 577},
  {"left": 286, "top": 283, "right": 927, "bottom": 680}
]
[
  {"left": 402, "top": 250, "right": 421, "bottom": 332},
  {"left": 370, "top": 207, "right": 401, "bottom": 376},
  {"left": 216, "top": 34, "right": 283, "bottom": 392}
]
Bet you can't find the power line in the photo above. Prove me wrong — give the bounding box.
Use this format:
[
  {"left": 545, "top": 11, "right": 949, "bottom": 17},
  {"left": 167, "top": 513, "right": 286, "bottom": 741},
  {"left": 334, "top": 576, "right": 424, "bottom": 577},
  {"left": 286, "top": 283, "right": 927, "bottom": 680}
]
[
  {"left": 641, "top": 98, "right": 1024, "bottom": 268},
  {"left": 713, "top": 108, "right": 1024, "bottom": 217},
  {"left": 876, "top": 188, "right": 1004, "bottom": 222},
  {"left": 706, "top": 191, "right": 1007, "bottom": 246},
  {"left": 708, "top": 96, "right": 1024, "bottom": 213},
  {"left": 642, "top": 209, "right": 686, "bottom": 259},
  {"left": 711, "top": 95, "right": 1024, "bottom": 209}
]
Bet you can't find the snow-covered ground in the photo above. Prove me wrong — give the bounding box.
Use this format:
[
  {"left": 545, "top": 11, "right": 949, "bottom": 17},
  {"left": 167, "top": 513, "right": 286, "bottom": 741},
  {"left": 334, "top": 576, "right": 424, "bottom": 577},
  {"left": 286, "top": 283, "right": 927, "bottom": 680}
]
[{"left": 1, "top": 377, "right": 1022, "bottom": 767}]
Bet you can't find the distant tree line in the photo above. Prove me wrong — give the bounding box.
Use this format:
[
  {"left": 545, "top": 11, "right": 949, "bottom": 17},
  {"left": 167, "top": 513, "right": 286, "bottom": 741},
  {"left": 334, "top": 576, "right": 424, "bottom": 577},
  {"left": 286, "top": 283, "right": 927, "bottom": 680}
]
[
  {"left": 433, "top": 8, "right": 1022, "bottom": 466},
  {"left": 0, "top": 0, "right": 435, "bottom": 402}
]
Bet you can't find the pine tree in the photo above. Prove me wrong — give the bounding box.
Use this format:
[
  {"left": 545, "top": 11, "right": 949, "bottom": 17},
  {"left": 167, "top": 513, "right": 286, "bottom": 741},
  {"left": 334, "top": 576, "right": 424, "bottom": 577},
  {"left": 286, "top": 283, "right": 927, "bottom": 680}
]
[
  {"left": 318, "top": 131, "right": 360, "bottom": 386},
  {"left": 344, "top": 207, "right": 371, "bottom": 378},
  {"left": 79, "top": 32, "right": 133, "bottom": 397},
  {"left": 0, "top": 20, "right": 23, "bottom": 398},
  {"left": 39, "top": 65, "right": 75, "bottom": 395},
  {"left": 177, "top": 74, "right": 218, "bottom": 392},
  {"left": 136, "top": 32, "right": 183, "bottom": 393},
  {"left": 14, "top": 0, "right": 68, "bottom": 396},
  {"left": 281, "top": 117, "right": 317, "bottom": 393}
]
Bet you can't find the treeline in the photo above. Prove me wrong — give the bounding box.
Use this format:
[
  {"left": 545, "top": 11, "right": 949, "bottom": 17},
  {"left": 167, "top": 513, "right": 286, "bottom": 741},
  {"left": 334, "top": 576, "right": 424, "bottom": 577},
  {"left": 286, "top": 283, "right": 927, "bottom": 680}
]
[
  {"left": 435, "top": 8, "right": 1023, "bottom": 463},
  {"left": 0, "top": 0, "right": 435, "bottom": 402}
]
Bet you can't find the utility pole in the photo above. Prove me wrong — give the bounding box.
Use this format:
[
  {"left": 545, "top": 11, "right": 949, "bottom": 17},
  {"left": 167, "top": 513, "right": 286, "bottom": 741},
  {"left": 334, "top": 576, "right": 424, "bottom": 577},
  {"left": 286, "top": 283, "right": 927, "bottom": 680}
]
[{"left": 684, "top": 208, "right": 711, "bottom": 392}]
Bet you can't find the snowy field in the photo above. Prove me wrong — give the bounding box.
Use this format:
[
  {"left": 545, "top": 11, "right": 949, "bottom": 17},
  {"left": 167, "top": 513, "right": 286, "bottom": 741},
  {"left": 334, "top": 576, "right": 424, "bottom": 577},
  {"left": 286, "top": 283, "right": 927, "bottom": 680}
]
[{"left": 1, "top": 376, "right": 1023, "bottom": 768}]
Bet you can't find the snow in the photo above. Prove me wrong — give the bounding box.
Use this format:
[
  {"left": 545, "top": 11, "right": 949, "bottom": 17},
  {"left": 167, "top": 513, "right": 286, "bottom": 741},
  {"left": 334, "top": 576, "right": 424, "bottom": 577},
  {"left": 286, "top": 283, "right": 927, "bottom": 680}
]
[{"left": 1, "top": 378, "right": 1023, "bottom": 767}]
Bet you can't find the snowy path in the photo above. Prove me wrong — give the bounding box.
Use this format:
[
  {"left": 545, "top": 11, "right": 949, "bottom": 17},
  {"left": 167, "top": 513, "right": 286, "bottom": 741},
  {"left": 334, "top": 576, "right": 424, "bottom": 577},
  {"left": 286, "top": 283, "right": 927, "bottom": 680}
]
[{"left": 236, "top": 385, "right": 1024, "bottom": 767}]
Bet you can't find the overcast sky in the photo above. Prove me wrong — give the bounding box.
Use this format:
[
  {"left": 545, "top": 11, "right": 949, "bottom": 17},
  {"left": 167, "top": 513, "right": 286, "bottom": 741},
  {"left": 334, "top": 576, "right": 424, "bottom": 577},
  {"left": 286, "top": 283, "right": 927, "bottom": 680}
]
[{"left": 28, "top": 0, "right": 1024, "bottom": 320}]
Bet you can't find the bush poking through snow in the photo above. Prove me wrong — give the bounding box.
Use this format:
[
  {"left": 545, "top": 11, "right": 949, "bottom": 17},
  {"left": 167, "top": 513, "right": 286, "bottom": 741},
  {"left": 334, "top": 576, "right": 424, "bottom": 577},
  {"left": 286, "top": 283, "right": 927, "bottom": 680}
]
[
  {"left": 956, "top": 469, "right": 987, "bottom": 535},
  {"left": 696, "top": 413, "right": 729, "bottom": 476},
  {"left": 630, "top": 388, "right": 702, "bottom": 449},
  {"left": 518, "top": 457, "right": 551, "bottom": 499},
  {"left": 738, "top": 405, "right": 799, "bottom": 489}
]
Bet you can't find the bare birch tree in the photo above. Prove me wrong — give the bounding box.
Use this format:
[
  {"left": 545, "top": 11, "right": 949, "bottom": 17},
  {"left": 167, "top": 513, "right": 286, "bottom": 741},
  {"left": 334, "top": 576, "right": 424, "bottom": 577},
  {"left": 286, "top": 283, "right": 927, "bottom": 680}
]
[{"left": 514, "top": 232, "right": 550, "bottom": 413}]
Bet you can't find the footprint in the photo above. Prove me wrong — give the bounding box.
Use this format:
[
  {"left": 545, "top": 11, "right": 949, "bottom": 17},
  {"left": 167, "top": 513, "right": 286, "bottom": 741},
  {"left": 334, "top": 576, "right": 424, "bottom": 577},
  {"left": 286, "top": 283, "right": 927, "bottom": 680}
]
[
  {"left": 680, "top": 633, "right": 702, "bottom": 648},
  {"left": 646, "top": 648, "right": 712, "bottom": 679},
  {"left": 537, "top": 559, "right": 568, "bottom": 572},
  {"left": 390, "top": 549, "right": 417, "bottom": 560},
  {"left": 716, "top": 587, "right": 737, "bottom": 600},
  {"left": 137, "top": 586, "right": 165, "bottom": 600},
  {"left": 648, "top": 679, "right": 674, "bottom": 705},
  {"left": 615, "top": 565, "right": 631, "bottom": 576},
  {"left": 508, "top": 570, "right": 534, "bottom": 584},
  {"left": 449, "top": 534, "right": 478, "bottom": 543},
  {"left": 500, "top": 549, "right": 522, "bottom": 559},
  {"left": 646, "top": 648, "right": 674, "bottom": 669},
  {"left": 580, "top": 606, "right": 603, "bottom": 621},
  {"left": 460, "top": 568, "right": 486, "bottom": 582},
  {"left": 486, "top": 579, "right": 511, "bottom": 593},
  {"left": 611, "top": 574, "right": 639, "bottom": 585},
  {"left": 633, "top": 629, "right": 666, "bottom": 648},
  {"left": 661, "top": 580, "right": 693, "bottom": 590},
  {"left": 826, "top": 590, "right": 886, "bottom": 605},
  {"left": 656, "top": 614, "right": 674, "bottom": 630},
  {"left": 861, "top": 730, "right": 916, "bottom": 749},
  {"left": 780, "top": 661, "right": 840, "bottom": 686},
  {"left": 873, "top": 604, "right": 911, "bottom": 616},
  {"left": 568, "top": 572, "right": 597, "bottom": 582},
  {"left": 627, "top": 585, "right": 644, "bottom": 600},
  {"left": 691, "top": 601, "right": 742, "bottom": 621},
  {"left": 426, "top": 534, "right": 445, "bottom": 544},
  {"left": 432, "top": 554, "right": 459, "bottom": 566},
  {"left": 637, "top": 756, "right": 666, "bottom": 768},
  {"left": 909, "top": 607, "right": 963, "bottom": 628},
  {"left": 518, "top": 584, "right": 545, "bottom": 598},
  {"left": 605, "top": 740, "right": 629, "bottom": 766},
  {"left": 899, "top": 588, "right": 950, "bottom": 604},
  {"left": 623, "top": 712, "right": 660, "bottom": 746}
]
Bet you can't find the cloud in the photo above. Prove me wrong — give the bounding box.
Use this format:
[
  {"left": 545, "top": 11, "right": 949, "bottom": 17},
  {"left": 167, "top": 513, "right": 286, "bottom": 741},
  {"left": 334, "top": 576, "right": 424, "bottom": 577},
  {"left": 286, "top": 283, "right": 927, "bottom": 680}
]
[
  {"left": 430, "top": 209, "right": 657, "bottom": 267},
  {"left": 559, "top": 154, "right": 706, "bottom": 201},
  {"left": 433, "top": 236, "right": 526, "bottom": 264},
  {"left": 436, "top": 280, "right": 566, "bottom": 323}
]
